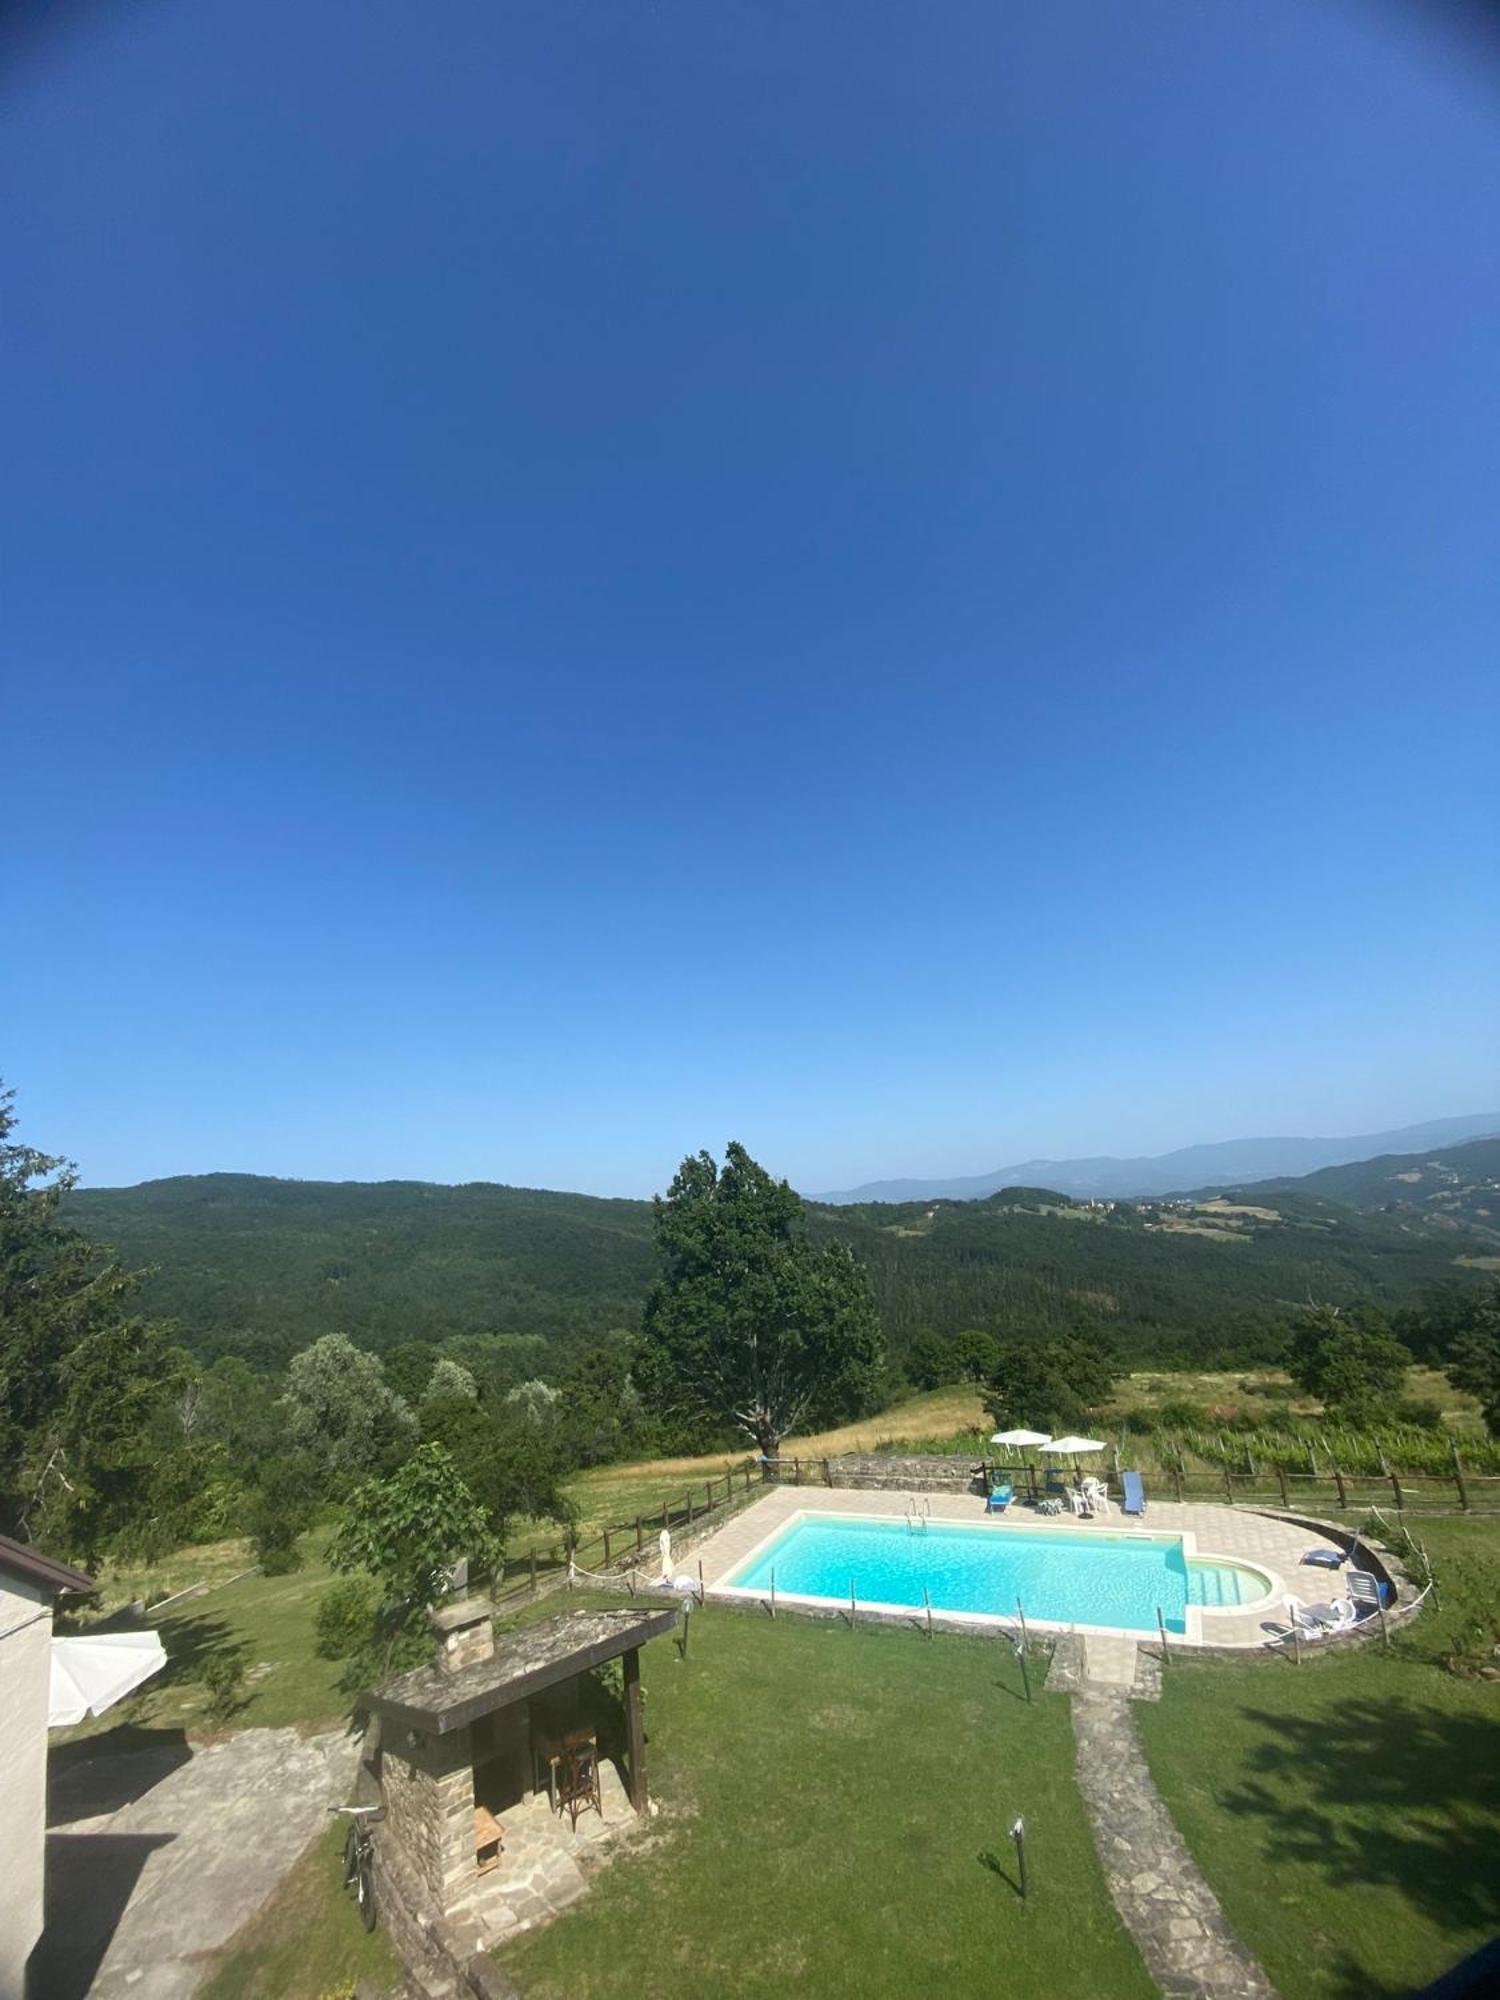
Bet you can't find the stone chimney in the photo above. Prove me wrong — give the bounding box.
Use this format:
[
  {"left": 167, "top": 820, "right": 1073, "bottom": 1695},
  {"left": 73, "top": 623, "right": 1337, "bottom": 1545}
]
[{"left": 430, "top": 1594, "right": 495, "bottom": 1674}]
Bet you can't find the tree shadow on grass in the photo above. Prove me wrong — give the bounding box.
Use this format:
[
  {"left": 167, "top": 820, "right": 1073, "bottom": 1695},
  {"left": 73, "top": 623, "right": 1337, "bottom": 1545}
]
[{"left": 1216, "top": 1697, "right": 1500, "bottom": 1937}]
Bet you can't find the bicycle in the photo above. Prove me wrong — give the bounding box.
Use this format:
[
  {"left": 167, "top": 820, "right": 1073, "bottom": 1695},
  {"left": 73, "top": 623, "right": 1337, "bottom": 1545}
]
[{"left": 330, "top": 1802, "right": 384, "bottom": 1931}]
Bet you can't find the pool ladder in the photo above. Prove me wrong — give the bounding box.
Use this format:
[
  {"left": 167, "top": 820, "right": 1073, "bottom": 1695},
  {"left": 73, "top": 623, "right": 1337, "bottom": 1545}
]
[{"left": 905, "top": 1495, "right": 931, "bottom": 1533}]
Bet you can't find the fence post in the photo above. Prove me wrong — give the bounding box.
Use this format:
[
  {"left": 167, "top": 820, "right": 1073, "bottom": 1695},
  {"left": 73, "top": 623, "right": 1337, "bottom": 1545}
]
[
  {"left": 685, "top": 1489, "right": 693, "bottom": 1523},
  {"left": 1332, "top": 1464, "right": 1348, "bottom": 1509},
  {"left": 603, "top": 1528, "right": 611, "bottom": 1565},
  {"left": 823, "top": 1458, "right": 833, "bottom": 1487},
  {"left": 1173, "top": 1462, "right": 1184, "bottom": 1504},
  {"left": 635, "top": 1515, "right": 644, "bottom": 1554},
  {"left": 1450, "top": 1437, "right": 1471, "bottom": 1511},
  {"left": 1276, "top": 1465, "right": 1290, "bottom": 1510},
  {"left": 1223, "top": 1464, "right": 1235, "bottom": 1505}
]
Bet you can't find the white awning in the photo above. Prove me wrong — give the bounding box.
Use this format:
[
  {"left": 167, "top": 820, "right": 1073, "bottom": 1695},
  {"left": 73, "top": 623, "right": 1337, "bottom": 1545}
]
[{"left": 49, "top": 1630, "right": 167, "bottom": 1728}]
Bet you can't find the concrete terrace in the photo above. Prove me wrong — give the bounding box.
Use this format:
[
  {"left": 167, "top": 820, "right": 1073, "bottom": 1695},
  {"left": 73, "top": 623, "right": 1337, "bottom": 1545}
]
[{"left": 690, "top": 1484, "right": 1348, "bottom": 1665}]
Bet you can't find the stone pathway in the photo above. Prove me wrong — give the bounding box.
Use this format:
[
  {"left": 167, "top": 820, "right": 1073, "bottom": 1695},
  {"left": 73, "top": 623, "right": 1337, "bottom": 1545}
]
[
  {"left": 1073, "top": 1691, "right": 1277, "bottom": 2000},
  {"left": 39, "top": 1725, "right": 361, "bottom": 1999}
]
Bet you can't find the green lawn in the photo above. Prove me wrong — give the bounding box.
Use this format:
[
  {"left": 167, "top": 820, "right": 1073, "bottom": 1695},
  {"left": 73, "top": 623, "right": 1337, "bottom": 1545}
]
[
  {"left": 58, "top": 1534, "right": 349, "bottom": 1743},
  {"left": 498, "top": 1607, "right": 1155, "bottom": 2000},
  {"left": 1137, "top": 1515, "right": 1500, "bottom": 1999}
]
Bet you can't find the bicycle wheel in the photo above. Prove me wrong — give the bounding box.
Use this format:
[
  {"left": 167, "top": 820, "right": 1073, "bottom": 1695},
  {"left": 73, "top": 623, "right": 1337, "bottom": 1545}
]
[
  {"left": 355, "top": 1844, "right": 377, "bottom": 1932},
  {"left": 343, "top": 1823, "right": 360, "bottom": 1892}
]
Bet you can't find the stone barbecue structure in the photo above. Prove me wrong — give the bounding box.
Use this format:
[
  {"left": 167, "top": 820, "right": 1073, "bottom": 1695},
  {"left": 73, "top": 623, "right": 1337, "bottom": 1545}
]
[{"left": 364, "top": 1602, "right": 676, "bottom": 1941}]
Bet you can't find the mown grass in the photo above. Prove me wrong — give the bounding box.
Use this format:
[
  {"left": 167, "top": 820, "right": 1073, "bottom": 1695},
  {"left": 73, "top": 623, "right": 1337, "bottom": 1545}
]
[
  {"left": 57, "top": 1533, "right": 347, "bottom": 1744},
  {"left": 497, "top": 1606, "right": 1155, "bottom": 2000},
  {"left": 1136, "top": 1514, "right": 1500, "bottom": 1999}
]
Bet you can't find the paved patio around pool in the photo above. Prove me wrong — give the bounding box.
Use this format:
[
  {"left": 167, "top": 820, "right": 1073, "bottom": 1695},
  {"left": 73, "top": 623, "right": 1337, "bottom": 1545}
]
[{"left": 690, "top": 1484, "right": 1347, "bottom": 1657}]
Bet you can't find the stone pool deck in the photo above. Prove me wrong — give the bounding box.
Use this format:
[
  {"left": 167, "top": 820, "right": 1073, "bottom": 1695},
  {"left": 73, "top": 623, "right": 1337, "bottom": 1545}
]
[{"left": 690, "top": 1484, "right": 1347, "bottom": 1662}]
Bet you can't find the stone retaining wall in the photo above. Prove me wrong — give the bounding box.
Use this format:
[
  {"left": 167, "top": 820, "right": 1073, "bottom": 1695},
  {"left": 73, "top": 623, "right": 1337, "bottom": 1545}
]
[{"left": 825, "top": 1452, "right": 983, "bottom": 1493}]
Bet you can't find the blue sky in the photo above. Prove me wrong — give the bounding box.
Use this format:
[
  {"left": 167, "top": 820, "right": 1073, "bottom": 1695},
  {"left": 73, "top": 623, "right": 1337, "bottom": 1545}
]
[{"left": 4, "top": 0, "right": 1497, "bottom": 1196}]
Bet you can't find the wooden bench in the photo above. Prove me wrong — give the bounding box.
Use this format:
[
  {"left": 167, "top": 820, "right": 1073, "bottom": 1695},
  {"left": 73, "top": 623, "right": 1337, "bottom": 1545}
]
[{"left": 474, "top": 1805, "right": 504, "bottom": 1874}]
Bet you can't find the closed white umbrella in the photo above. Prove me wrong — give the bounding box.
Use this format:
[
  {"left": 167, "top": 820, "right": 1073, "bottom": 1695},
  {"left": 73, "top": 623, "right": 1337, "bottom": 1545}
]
[{"left": 49, "top": 1630, "right": 167, "bottom": 1728}]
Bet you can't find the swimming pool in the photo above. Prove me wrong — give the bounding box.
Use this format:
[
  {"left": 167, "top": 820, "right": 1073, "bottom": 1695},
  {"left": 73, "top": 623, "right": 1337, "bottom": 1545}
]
[{"left": 719, "top": 1512, "right": 1274, "bottom": 1636}]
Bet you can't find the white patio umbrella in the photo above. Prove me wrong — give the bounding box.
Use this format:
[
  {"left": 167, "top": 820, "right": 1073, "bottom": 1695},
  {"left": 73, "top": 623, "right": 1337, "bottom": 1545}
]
[
  {"left": 989, "top": 1429, "right": 1054, "bottom": 1449},
  {"left": 49, "top": 1630, "right": 167, "bottom": 1728},
  {"left": 1043, "top": 1436, "right": 1107, "bottom": 1456}
]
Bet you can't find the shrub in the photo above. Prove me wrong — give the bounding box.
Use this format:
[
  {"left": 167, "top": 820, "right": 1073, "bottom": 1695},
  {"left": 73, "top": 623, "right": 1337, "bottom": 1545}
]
[
  {"left": 315, "top": 1577, "right": 380, "bottom": 1662},
  {"left": 1156, "top": 1399, "right": 1208, "bottom": 1430},
  {"left": 200, "top": 1648, "right": 247, "bottom": 1723}
]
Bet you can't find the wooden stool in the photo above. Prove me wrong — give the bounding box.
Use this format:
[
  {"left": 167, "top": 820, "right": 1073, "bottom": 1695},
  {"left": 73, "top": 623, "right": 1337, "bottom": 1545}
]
[{"left": 474, "top": 1805, "right": 504, "bottom": 1874}]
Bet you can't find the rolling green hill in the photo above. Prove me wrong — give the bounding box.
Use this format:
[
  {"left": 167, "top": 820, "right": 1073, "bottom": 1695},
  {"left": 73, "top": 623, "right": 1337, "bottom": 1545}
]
[
  {"left": 65, "top": 1154, "right": 1494, "bottom": 1374},
  {"left": 1218, "top": 1136, "right": 1500, "bottom": 1242}
]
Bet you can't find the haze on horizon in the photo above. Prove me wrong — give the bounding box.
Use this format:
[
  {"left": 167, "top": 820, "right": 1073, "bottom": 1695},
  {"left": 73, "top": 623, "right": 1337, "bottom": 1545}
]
[{"left": 4, "top": 1, "right": 1497, "bottom": 1200}]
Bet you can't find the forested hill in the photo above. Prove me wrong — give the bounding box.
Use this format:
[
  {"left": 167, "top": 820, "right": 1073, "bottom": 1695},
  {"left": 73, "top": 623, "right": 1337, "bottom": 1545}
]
[
  {"left": 66, "top": 1160, "right": 1493, "bottom": 1374},
  {"left": 1215, "top": 1137, "right": 1500, "bottom": 1241},
  {"left": 64, "top": 1174, "right": 656, "bottom": 1367}
]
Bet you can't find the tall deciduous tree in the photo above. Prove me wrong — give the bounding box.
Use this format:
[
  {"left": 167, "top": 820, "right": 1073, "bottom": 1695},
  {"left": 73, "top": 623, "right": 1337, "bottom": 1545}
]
[
  {"left": 1284, "top": 1302, "right": 1411, "bottom": 1421},
  {"left": 0, "top": 1083, "right": 190, "bottom": 1559},
  {"left": 1443, "top": 1281, "right": 1500, "bottom": 1436},
  {"left": 982, "top": 1329, "right": 1117, "bottom": 1436},
  {"left": 635, "top": 1143, "right": 883, "bottom": 1464},
  {"left": 329, "top": 1442, "right": 498, "bottom": 1653},
  {"left": 283, "top": 1332, "right": 416, "bottom": 1486}
]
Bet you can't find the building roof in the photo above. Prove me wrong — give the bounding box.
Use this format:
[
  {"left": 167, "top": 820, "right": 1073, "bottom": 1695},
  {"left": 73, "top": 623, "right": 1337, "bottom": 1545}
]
[
  {"left": 365, "top": 1606, "right": 678, "bottom": 1736},
  {"left": 0, "top": 1532, "right": 95, "bottom": 1598}
]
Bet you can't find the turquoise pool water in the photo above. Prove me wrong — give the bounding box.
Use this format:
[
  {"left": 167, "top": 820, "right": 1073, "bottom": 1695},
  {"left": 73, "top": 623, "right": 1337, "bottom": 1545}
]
[{"left": 725, "top": 1515, "right": 1239, "bottom": 1634}]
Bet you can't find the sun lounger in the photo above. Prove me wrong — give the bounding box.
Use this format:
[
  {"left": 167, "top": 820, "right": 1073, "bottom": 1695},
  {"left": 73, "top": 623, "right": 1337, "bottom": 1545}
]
[
  {"left": 1120, "top": 1470, "right": 1146, "bottom": 1516},
  {"left": 986, "top": 1482, "right": 1014, "bottom": 1513},
  {"left": 1346, "top": 1569, "right": 1386, "bottom": 1612}
]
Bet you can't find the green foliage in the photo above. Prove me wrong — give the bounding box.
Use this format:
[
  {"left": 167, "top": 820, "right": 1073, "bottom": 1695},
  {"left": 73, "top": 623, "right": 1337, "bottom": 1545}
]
[
  {"left": 421, "top": 1356, "right": 477, "bottom": 1405},
  {"left": 60, "top": 1163, "right": 1495, "bottom": 1379},
  {"left": 1443, "top": 1281, "right": 1500, "bottom": 1436},
  {"left": 419, "top": 1393, "right": 574, "bottom": 1532},
  {"left": 950, "top": 1328, "right": 999, "bottom": 1383},
  {"left": 200, "top": 1645, "right": 248, "bottom": 1724},
  {"left": 1285, "top": 1302, "right": 1412, "bottom": 1422},
  {"left": 314, "top": 1576, "right": 381, "bottom": 1661},
  {"left": 330, "top": 1442, "right": 498, "bottom": 1629},
  {"left": 284, "top": 1333, "right": 417, "bottom": 1487},
  {"left": 558, "top": 1334, "right": 655, "bottom": 1467},
  {"left": 0, "top": 1083, "right": 198, "bottom": 1563},
  {"left": 982, "top": 1328, "right": 1118, "bottom": 1435},
  {"left": 903, "top": 1330, "right": 958, "bottom": 1390},
  {"left": 635, "top": 1143, "right": 885, "bottom": 1459},
  {"left": 249, "top": 1455, "right": 319, "bottom": 1574}
]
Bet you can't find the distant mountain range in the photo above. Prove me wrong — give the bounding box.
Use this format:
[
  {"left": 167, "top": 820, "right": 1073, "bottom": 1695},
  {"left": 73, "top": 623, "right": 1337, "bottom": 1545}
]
[{"left": 816, "top": 1113, "right": 1500, "bottom": 1205}]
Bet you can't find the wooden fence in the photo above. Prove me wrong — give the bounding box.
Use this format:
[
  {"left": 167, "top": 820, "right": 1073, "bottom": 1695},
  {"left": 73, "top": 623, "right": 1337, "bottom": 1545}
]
[
  {"left": 493, "top": 1457, "right": 765, "bottom": 1605},
  {"left": 982, "top": 1457, "right": 1500, "bottom": 1514}
]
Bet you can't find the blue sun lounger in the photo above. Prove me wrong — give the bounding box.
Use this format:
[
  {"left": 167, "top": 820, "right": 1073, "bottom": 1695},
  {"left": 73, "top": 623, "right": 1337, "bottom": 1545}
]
[
  {"left": 1121, "top": 1470, "right": 1146, "bottom": 1516},
  {"left": 986, "top": 1481, "right": 1014, "bottom": 1513}
]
